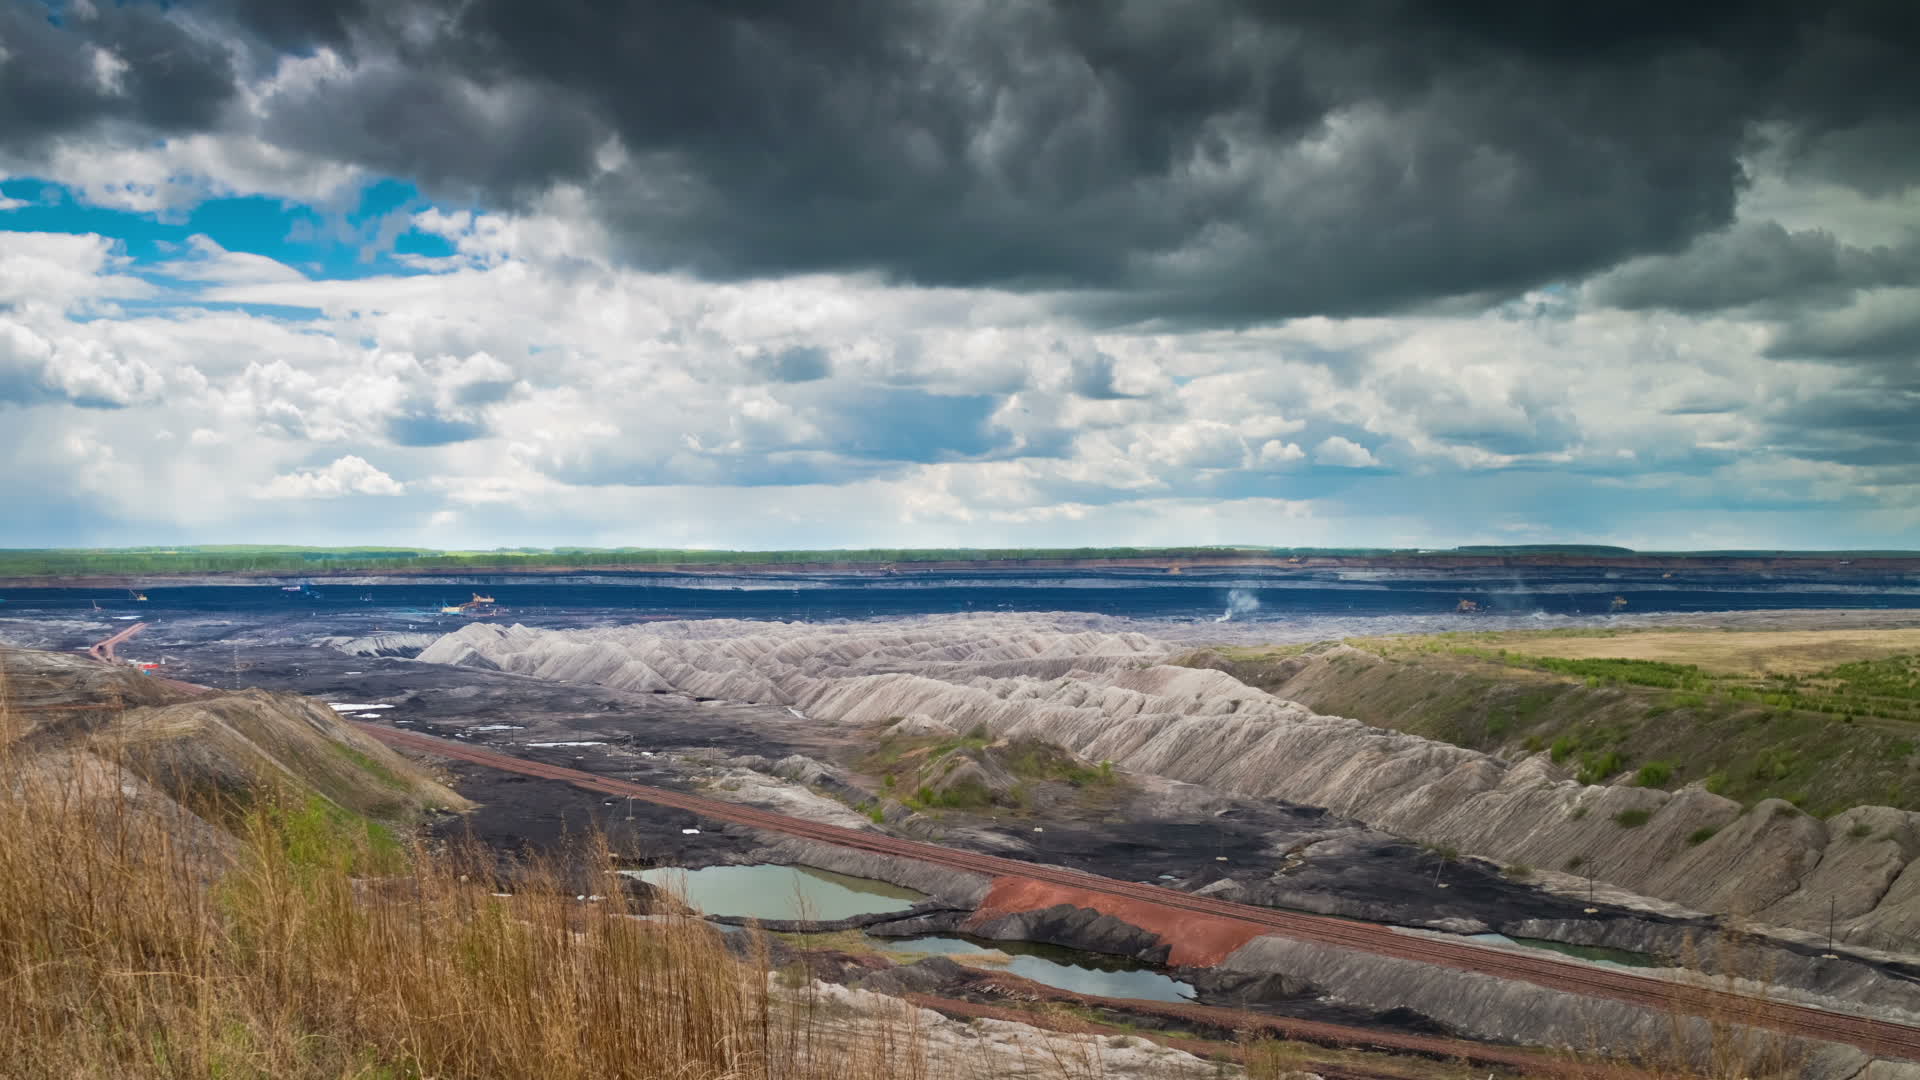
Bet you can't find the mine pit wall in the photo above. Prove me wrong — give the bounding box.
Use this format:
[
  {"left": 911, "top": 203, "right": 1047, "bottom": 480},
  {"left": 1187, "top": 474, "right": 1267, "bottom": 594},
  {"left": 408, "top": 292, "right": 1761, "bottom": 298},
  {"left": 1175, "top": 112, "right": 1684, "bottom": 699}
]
[
  {"left": 787, "top": 660, "right": 1920, "bottom": 957},
  {"left": 1508, "top": 916, "right": 1920, "bottom": 1023},
  {"left": 920, "top": 880, "right": 1881, "bottom": 1080},
  {"left": 1212, "top": 934, "right": 1874, "bottom": 1080},
  {"left": 748, "top": 834, "right": 994, "bottom": 906}
]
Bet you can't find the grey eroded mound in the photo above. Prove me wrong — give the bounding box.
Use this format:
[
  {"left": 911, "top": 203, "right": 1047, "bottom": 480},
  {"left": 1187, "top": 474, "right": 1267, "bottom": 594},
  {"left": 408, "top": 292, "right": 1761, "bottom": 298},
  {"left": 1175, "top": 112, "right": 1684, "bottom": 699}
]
[
  {"left": 1212, "top": 933, "right": 1870, "bottom": 1080},
  {"left": 321, "top": 632, "right": 440, "bottom": 658},
  {"left": 407, "top": 615, "right": 1920, "bottom": 954}
]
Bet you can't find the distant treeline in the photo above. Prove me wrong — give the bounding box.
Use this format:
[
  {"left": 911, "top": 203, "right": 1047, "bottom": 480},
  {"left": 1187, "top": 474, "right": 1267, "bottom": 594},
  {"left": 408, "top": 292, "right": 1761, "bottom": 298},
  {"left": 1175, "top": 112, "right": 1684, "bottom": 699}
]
[{"left": 0, "top": 543, "right": 1913, "bottom": 579}]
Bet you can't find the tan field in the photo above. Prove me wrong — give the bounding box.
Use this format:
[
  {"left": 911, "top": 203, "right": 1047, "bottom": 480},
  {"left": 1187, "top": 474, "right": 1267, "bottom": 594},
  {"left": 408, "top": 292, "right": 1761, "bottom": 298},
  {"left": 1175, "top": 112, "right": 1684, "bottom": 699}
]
[{"left": 1488, "top": 628, "right": 1920, "bottom": 676}]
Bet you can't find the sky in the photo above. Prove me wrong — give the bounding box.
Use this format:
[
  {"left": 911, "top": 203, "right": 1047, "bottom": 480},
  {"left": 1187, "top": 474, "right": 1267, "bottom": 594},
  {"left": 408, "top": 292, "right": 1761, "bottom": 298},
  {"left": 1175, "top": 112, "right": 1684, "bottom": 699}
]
[{"left": 0, "top": 1, "right": 1917, "bottom": 552}]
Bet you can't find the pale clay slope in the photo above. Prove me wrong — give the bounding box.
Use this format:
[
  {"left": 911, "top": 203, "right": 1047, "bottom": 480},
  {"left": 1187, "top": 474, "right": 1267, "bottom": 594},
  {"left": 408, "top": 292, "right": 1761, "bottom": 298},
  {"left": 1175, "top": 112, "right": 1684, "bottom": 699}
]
[
  {"left": 789, "top": 976, "right": 1237, "bottom": 1079},
  {"left": 413, "top": 615, "right": 1920, "bottom": 954}
]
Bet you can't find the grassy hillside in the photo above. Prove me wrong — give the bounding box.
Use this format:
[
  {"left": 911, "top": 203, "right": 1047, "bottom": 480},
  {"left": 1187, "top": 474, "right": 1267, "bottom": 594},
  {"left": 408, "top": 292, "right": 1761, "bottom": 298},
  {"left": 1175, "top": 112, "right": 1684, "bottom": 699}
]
[
  {"left": 0, "top": 660, "right": 962, "bottom": 1080},
  {"left": 0, "top": 755, "right": 858, "bottom": 1080},
  {"left": 1190, "top": 629, "right": 1920, "bottom": 817}
]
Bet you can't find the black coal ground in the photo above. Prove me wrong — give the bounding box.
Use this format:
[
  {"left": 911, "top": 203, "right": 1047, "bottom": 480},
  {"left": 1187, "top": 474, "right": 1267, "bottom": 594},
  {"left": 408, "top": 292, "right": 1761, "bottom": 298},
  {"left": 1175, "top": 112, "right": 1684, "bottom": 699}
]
[{"left": 0, "top": 606, "right": 1727, "bottom": 1039}]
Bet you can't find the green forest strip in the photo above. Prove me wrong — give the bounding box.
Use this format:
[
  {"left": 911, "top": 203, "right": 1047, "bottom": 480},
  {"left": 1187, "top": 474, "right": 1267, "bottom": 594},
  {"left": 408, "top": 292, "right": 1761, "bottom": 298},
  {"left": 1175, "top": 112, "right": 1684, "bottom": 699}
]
[{"left": 2, "top": 544, "right": 1918, "bottom": 579}]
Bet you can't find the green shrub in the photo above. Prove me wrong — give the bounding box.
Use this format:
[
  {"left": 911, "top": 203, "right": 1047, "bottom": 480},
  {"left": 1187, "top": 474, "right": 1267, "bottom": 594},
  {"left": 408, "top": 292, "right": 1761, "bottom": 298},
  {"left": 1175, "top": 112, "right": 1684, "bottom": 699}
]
[
  {"left": 1570, "top": 805, "right": 1589, "bottom": 820},
  {"left": 1750, "top": 748, "right": 1799, "bottom": 783},
  {"left": 1577, "top": 749, "right": 1627, "bottom": 785},
  {"left": 1686, "top": 826, "right": 1718, "bottom": 846},
  {"left": 1565, "top": 855, "right": 1587, "bottom": 870},
  {"left": 1634, "top": 761, "right": 1674, "bottom": 788},
  {"left": 1550, "top": 736, "right": 1576, "bottom": 764},
  {"left": 1503, "top": 863, "right": 1533, "bottom": 879},
  {"left": 1849, "top": 821, "right": 1873, "bottom": 838},
  {"left": 1613, "top": 808, "right": 1652, "bottom": 828}
]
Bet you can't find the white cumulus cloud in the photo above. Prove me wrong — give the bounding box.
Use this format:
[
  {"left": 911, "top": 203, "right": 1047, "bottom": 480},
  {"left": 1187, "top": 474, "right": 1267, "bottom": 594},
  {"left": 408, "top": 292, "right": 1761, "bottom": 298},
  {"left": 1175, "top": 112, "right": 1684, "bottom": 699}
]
[
  {"left": 255, "top": 455, "right": 406, "bottom": 499},
  {"left": 1314, "top": 435, "right": 1379, "bottom": 468}
]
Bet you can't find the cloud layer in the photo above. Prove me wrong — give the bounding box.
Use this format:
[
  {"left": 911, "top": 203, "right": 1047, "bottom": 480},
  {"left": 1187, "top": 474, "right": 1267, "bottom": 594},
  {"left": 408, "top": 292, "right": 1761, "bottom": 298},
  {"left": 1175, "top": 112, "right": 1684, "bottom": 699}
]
[{"left": 0, "top": 1, "right": 1914, "bottom": 548}]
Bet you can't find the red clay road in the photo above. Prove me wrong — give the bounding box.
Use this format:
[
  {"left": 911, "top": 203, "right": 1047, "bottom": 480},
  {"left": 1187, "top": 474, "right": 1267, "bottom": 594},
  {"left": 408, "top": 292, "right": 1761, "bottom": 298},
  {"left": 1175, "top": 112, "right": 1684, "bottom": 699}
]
[
  {"left": 87, "top": 620, "right": 146, "bottom": 662},
  {"left": 359, "top": 723, "right": 1920, "bottom": 1062}
]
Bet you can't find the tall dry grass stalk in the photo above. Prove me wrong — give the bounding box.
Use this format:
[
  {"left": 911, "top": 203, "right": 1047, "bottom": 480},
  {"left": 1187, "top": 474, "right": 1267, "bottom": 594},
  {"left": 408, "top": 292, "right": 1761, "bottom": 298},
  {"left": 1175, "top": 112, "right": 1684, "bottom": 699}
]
[{"left": 0, "top": 688, "right": 1118, "bottom": 1080}]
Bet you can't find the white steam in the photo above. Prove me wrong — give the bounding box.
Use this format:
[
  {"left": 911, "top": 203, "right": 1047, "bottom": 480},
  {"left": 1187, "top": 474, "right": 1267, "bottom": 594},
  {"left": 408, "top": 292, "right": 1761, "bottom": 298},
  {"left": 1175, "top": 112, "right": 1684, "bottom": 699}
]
[{"left": 1214, "top": 588, "right": 1261, "bottom": 623}]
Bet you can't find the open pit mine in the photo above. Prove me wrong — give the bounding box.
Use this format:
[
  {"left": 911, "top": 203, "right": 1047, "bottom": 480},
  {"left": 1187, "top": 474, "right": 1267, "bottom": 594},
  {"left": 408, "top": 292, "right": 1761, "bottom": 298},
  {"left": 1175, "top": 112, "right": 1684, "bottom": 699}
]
[{"left": 302, "top": 612, "right": 1920, "bottom": 1078}]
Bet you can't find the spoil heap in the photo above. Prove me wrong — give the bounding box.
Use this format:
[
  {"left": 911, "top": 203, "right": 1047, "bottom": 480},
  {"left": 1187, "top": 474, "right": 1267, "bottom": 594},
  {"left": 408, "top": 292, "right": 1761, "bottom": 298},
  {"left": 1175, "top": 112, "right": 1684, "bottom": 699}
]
[{"left": 412, "top": 615, "right": 1920, "bottom": 955}]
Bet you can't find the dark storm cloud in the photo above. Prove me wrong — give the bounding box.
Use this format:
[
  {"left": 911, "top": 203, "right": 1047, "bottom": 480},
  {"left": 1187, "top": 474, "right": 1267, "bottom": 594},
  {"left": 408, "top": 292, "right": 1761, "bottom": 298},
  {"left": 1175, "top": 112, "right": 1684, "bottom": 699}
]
[
  {"left": 1591, "top": 223, "right": 1920, "bottom": 314},
  {"left": 9, "top": 0, "right": 1920, "bottom": 322},
  {"left": 0, "top": 1, "right": 235, "bottom": 141},
  {"left": 1767, "top": 299, "right": 1920, "bottom": 360}
]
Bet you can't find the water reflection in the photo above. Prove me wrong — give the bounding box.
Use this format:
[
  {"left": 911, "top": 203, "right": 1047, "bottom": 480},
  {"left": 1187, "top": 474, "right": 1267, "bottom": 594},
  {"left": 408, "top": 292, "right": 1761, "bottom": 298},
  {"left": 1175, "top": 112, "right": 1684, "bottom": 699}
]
[{"left": 624, "top": 864, "right": 925, "bottom": 921}]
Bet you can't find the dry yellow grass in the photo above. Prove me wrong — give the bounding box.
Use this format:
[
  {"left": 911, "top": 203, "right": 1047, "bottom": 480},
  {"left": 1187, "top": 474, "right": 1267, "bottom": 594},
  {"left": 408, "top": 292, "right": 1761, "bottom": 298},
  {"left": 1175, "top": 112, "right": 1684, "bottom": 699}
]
[
  {"left": 1489, "top": 628, "right": 1920, "bottom": 676},
  {"left": 0, "top": 727, "right": 1131, "bottom": 1080}
]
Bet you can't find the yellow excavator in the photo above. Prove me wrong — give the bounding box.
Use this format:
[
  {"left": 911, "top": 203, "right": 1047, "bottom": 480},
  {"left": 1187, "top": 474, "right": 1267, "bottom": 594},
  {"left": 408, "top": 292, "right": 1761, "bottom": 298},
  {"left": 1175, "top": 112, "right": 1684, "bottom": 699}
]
[{"left": 439, "top": 593, "right": 500, "bottom": 616}]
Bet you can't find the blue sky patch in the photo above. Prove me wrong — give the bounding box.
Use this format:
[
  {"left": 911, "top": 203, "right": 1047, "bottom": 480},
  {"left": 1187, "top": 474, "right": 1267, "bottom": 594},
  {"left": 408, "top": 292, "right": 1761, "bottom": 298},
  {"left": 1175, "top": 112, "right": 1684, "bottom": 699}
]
[{"left": 0, "top": 175, "right": 464, "bottom": 287}]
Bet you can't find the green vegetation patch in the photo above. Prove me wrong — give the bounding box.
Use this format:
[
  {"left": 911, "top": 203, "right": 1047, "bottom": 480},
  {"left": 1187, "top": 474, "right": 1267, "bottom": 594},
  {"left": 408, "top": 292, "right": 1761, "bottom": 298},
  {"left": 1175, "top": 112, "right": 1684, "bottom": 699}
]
[
  {"left": 245, "top": 795, "right": 405, "bottom": 877},
  {"left": 1635, "top": 761, "right": 1675, "bottom": 788},
  {"left": 1514, "top": 655, "right": 1711, "bottom": 691},
  {"left": 862, "top": 727, "right": 1120, "bottom": 815},
  {"left": 325, "top": 739, "right": 409, "bottom": 791},
  {"left": 1193, "top": 633, "right": 1920, "bottom": 816}
]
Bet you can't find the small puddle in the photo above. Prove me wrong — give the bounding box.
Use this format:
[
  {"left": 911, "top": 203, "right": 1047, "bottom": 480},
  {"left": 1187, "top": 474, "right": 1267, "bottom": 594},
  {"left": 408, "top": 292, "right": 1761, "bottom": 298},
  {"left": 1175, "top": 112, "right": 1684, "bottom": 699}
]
[
  {"left": 627, "top": 865, "right": 1196, "bottom": 1002},
  {"left": 1468, "top": 932, "right": 1660, "bottom": 968},
  {"left": 624, "top": 864, "right": 925, "bottom": 921},
  {"left": 879, "top": 934, "right": 1197, "bottom": 1003}
]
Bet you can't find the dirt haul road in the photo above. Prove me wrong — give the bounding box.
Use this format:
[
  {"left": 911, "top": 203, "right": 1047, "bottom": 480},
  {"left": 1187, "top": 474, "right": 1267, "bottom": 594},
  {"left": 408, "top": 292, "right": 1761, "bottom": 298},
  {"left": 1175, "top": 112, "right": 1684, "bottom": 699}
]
[
  {"left": 359, "top": 723, "right": 1920, "bottom": 1062},
  {"left": 86, "top": 620, "right": 145, "bottom": 662}
]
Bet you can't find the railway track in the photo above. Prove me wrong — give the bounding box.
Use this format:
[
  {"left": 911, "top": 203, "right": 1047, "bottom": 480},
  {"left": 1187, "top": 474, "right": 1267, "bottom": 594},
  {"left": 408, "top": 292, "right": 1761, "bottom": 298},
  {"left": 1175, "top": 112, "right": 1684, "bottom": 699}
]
[{"left": 359, "top": 723, "right": 1920, "bottom": 1061}]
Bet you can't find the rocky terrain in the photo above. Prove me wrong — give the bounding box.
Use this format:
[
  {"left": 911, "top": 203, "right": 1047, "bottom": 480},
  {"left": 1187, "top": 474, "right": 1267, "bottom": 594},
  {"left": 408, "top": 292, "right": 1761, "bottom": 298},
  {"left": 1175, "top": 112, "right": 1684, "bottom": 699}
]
[
  {"left": 16, "top": 604, "right": 1920, "bottom": 1074},
  {"left": 404, "top": 614, "right": 1920, "bottom": 962}
]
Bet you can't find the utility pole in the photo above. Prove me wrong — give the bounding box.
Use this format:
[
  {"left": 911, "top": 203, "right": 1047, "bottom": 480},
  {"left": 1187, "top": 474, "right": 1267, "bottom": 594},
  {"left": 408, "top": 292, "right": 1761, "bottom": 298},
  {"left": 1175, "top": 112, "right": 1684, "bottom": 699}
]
[{"left": 1825, "top": 897, "right": 1838, "bottom": 959}]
